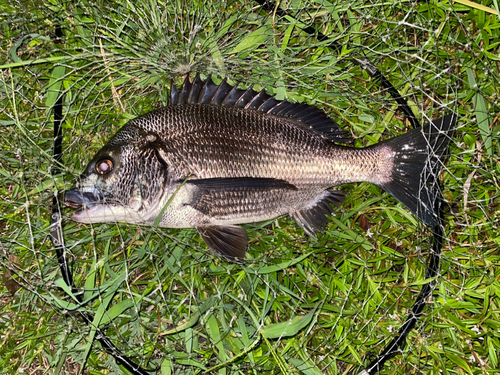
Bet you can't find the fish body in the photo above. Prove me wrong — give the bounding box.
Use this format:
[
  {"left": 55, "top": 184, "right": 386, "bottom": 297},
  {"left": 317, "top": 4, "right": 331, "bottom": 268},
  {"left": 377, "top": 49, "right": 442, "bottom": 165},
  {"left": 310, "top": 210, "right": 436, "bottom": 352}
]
[{"left": 65, "top": 75, "right": 455, "bottom": 261}]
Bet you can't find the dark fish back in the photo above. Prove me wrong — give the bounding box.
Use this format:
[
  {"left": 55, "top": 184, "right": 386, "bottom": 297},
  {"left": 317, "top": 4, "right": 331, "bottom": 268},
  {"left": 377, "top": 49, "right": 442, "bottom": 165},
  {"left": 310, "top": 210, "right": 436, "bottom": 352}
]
[
  {"left": 132, "top": 103, "right": 341, "bottom": 188},
  {"left": 169, "top": 74, "right": 352, "bottom": 143}
]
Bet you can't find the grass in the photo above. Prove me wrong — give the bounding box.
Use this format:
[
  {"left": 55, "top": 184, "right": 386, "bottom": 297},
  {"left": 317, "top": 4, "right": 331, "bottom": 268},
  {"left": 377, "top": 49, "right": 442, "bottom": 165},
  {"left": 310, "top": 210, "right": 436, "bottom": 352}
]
[{"left": 1, "top": 0, "right": 500, "bottom": 374}]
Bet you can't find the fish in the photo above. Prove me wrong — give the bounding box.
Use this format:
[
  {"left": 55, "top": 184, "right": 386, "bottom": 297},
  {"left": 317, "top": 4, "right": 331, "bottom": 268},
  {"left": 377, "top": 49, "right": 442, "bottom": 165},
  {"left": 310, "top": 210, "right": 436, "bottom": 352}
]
[{"left": 64, "top": 75, "right": 456, "bottom": 262}]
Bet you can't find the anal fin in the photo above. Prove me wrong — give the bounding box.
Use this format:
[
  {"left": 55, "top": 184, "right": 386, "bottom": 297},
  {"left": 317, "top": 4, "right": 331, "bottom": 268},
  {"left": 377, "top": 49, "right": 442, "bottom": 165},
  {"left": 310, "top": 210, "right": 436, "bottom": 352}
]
[
  {"left": 290, "top": 190, "right": 346, "bottom": 238},
  {"left": 197, "top": 225, "right": 248, "bottom": 263}
]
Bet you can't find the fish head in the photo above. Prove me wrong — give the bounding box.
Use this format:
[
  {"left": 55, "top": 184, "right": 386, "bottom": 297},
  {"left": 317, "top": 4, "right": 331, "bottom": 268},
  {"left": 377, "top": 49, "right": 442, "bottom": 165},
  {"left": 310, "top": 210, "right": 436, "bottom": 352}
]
[{"left": 65, "top": 125, "right": 169, "bottom": 225}]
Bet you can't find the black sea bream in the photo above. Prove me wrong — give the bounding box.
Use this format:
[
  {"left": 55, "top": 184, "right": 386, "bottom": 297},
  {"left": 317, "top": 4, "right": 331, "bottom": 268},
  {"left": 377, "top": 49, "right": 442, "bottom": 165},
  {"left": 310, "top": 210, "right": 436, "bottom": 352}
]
[{"left": 65, "top": 75, "right": 455, "bottom": 262}]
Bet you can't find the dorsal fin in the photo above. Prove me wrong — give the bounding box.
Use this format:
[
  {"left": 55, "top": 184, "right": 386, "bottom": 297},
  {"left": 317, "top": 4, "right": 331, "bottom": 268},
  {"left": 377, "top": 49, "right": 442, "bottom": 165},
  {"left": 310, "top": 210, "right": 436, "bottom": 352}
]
[{"left": 169, "top": 75, "right": 352, "bottom": 143}]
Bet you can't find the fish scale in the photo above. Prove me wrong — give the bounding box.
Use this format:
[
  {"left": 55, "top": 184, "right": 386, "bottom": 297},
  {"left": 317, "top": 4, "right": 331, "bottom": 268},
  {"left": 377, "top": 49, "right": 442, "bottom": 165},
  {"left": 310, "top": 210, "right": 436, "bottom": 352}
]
[
  {"left": 150, "top": 106, "right": 339, "bottom": 183},
  {"left": 65, "top": 75, "right": 456, "bottom": 262},
  {"left": 161, "top": 105, "right": 378, "bottom": 187}
]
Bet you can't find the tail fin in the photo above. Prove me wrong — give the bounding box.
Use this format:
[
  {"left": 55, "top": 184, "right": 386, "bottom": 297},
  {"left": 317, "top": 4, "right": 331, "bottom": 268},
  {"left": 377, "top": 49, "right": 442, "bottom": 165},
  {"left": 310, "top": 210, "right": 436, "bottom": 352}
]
[{"left": 378, "top": 115, "right": 456, "bottom": 227}]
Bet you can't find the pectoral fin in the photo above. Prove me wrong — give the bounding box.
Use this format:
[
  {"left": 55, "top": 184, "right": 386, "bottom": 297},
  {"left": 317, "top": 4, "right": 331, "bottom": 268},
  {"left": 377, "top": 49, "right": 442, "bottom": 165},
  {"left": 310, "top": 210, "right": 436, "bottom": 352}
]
[
  {"left": 187, "top": 177, "right": 297, "bottom": 218},
  {"left": 197, "top": 225, "right": 248, "bottom": 263}
]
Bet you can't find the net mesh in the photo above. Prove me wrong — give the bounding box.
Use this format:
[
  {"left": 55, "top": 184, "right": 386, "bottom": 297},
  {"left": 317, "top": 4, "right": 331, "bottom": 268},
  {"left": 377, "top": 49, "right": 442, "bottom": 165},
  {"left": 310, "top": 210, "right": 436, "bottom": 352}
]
[{"left": 1, "top": 1, "right": 499, "bottom": 374}]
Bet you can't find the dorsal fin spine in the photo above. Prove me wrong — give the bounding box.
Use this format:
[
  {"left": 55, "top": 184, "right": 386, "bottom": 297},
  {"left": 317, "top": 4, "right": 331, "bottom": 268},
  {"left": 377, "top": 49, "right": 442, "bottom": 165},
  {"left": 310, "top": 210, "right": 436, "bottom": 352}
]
[
  {"left": 169, "top": 80, "right": 179, "bottom": 105},
  {"left": 187, "top": 73, "right": 203, "bottom": 104},
  {"left": 269, "top": 101, "right": 292, "bottom": 116},
  {"left": 222, "top": 83, "right": 241, "bottom": 106},
  {"left": 211, "top": 78, "right": 232, "bottom": 105},
  {"left": 257, "top": 97, "right": 279, "bottom": 113},
  {"left": 234, "top": 86, "right": 255, "bottom": 108},
  {"left": 178, "top": 76, "right": 192, "bottom": 105},
  {"left": 245, "top": 90, "right": 268, "bottom": 110},
  {"left": 199, "top": 77, "right": 217, "bottom": 104},
  {"left": 210, "top": 78, "right": 225, "bottom": 104}
]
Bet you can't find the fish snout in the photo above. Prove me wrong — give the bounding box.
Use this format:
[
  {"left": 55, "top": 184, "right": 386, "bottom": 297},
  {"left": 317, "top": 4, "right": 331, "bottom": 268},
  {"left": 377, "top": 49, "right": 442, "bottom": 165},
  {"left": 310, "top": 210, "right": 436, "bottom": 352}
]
[{"left": 64, "top": 188, "right": 101, "bottom": 209}]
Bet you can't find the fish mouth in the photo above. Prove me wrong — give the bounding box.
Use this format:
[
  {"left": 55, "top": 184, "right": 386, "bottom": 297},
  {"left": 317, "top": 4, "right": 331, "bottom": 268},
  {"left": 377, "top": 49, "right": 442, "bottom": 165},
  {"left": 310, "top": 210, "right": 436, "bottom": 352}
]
[{"left": 64, "top": 187, "right": 103, "bottom": 222}]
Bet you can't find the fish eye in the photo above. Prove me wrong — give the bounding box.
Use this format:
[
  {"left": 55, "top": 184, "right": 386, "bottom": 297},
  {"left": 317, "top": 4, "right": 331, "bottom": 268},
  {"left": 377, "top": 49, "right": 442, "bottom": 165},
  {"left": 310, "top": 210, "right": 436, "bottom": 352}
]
[{"left": 96, "top": 158, "right": 114, "bottom": 175}]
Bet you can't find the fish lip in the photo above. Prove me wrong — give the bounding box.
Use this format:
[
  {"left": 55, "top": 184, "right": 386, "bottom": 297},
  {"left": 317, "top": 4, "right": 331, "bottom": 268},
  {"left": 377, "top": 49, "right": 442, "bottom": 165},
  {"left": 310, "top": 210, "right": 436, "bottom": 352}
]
[
  {"left": 64, "top": 188, "right": 103, "bottom": 220},
  {"left": 64, "top": 187, "right": 101, "bottom": 207}
]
